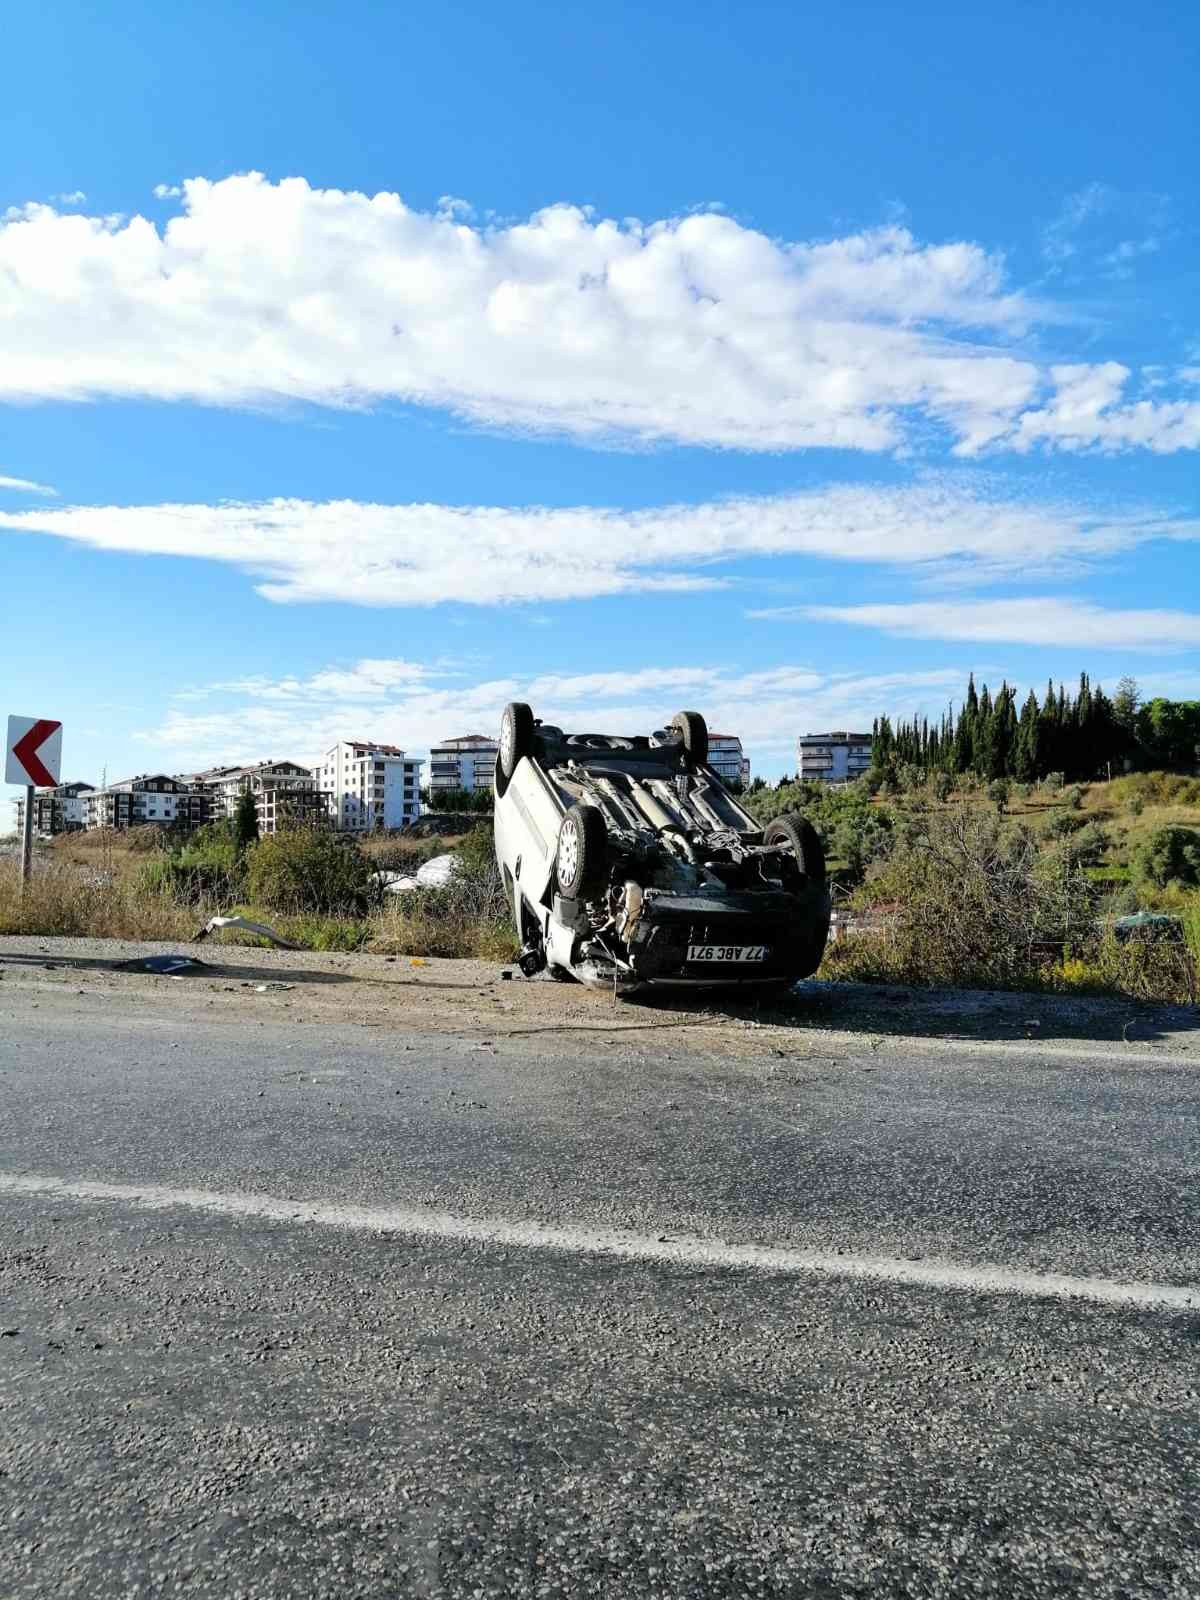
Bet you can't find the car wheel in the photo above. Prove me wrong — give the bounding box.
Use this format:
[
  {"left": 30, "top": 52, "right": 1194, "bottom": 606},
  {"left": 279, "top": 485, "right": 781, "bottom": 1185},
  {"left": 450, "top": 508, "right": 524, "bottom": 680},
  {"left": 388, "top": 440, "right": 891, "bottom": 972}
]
[
  {"left": 496, "top": 702, "right": 535, "bottom": 794},
  {"left": 670, "top": 710, "right": 708, "bottom": 768},
  {"left": 764, "top": 813, "right": 827, "bottom": 881},
  {"left": 555, "top": 803, "right": 608, "bottom": 898}
]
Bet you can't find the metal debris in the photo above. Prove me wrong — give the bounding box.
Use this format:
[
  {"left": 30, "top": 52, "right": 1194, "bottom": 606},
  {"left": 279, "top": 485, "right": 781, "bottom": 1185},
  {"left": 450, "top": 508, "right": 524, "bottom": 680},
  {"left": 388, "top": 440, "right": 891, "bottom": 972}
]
[
  {"left": 115, "top": 954, "right": 212, "bottom": 978},
  {"left": 194, "top": 915, "right": 305, "bottom": 950}
]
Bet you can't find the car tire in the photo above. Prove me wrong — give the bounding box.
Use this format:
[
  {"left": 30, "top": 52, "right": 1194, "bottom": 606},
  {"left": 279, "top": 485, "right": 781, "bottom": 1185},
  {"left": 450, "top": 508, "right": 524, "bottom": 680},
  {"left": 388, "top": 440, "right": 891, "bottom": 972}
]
[
  {"left": 670, "top": 710, "right": 709, "bottom": 768},
  {"left": 496, "top": 702, "right": 535, "bottom": 795},
  {"left": 548, "top": 964, "right": 577, "bottom": 983},
  {"left": 555, "top": 803, "right": 608, "bottom": 898},
  {"left": 764, "top": 813, "right": 826, "bottom": 881}
]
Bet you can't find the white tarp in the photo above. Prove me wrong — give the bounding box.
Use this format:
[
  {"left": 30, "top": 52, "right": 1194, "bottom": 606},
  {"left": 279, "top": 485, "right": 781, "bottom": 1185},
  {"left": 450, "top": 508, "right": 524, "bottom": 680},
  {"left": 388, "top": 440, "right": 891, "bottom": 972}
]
[{"left": 372, "top": 853, "right": 458, "bottom": 895}]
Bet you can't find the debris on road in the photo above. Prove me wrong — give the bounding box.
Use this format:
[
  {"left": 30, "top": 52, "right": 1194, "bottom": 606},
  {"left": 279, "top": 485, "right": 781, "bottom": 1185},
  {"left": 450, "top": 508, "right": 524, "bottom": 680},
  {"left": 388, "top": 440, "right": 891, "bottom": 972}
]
[
  {"left": 194, "top": 915, "right": 305, "bottom": 950},
  {"left": 115, "top": 954, "right": 211, "bottom": 979}
]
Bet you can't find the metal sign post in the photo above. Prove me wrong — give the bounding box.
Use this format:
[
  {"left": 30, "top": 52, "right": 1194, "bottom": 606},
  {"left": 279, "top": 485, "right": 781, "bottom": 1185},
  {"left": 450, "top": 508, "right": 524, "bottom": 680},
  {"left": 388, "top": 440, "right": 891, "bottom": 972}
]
[{"left": 20, "top": 785, "right": 34, "bottom": 885}]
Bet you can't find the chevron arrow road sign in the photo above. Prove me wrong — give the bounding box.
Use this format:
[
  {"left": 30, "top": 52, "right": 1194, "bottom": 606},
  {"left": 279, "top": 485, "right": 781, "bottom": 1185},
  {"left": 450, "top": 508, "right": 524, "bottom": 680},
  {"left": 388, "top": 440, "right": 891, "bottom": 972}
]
[{"left": 6, "top": 716, "right": 63, "bottom": 788}]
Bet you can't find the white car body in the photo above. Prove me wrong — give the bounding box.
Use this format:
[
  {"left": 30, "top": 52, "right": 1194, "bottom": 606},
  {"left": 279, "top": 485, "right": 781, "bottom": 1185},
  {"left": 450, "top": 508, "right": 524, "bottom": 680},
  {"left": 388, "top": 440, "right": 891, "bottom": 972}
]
[{"left": 493, "top": 710, "right": 830, "bottom": 994}]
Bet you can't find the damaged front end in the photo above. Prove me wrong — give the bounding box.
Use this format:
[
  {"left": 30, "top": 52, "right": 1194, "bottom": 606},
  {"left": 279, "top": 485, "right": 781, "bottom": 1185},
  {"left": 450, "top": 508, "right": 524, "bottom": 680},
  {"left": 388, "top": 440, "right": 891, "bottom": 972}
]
[{"left": 545, "top": 812, "right": 830, "bottom": 992}]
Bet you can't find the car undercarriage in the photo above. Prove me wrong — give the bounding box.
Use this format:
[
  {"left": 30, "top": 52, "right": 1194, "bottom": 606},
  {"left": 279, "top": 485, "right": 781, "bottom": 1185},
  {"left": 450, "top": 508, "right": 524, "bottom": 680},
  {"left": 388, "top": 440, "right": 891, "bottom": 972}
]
[{"left": 493, "top": 705, "right": 830, "bottom": 994}]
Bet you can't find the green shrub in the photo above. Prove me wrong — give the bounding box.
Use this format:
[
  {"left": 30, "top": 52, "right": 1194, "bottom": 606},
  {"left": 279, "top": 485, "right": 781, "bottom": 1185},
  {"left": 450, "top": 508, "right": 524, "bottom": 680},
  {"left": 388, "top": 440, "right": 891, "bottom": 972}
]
[
  {"left": 1109, "top": 772, "right": 1200, "bottom": 810},
  {"left": 1132, "top": 826, "right": 1200, "bottom": 893},
  {"left": 1044, "top": 811, "right": 1084, "bottom": 839},
  {"left": 1066, "top": 785, "right": 1085, "bottom": 810},
  {"left": 745, "top": 781, "right": 892, "bottom": 883},
  {"left": 827, "top": 808, "right": 1091, "bottom": 991},
  {"left": 245, "top": 828, "right": 372, "bottom": 914},
  {"left": 418, "top": 786, "right": 493, "bottom": 814},
  {"left": 1063, "top": 821, "right": 1108, "bottom": 868},
  {"left": 1050, "top": 932, "right": 1196, "bottom": 1006},
  {"left": 365, "top": 836, "right": 445, "bottom": 873},
  {"left": 137, "top": 829, "right": 244, "bottom": 904}
]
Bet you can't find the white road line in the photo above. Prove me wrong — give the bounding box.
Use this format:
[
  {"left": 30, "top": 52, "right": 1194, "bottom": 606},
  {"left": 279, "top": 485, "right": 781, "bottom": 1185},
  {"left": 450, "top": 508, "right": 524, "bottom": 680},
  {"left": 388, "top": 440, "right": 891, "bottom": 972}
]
[{"left": 2, "top": 1170, "right": 1196, "bottom": 1312}]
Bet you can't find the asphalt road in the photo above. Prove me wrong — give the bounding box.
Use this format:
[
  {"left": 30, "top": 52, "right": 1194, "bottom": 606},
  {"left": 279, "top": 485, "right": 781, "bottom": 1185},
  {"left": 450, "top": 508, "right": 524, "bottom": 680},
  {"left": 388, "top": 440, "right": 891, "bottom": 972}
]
[{"left": 2, "top": 966, "right": 1198, "bottom": 1598}]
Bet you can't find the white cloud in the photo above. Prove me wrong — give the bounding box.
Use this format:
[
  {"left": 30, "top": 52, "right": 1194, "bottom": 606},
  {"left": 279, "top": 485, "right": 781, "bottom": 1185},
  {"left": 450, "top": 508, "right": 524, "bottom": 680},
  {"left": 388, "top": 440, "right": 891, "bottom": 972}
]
[
  {"left": 0, "top": 472, "right": 56, "bottom": 495},
  {"left": 1041, "top": 183, "right": 1170, "bottom": 281},
  {"left": 782, "top": 598, "right": 1200, "bottom": 651},
  {"left": 139, "top": 658, "right": 968, "bottom": 772},
  {"left": 153, "top": 184, "right": 182, "bottom": 199},
  {"left": 1012, "top": 363, "right": 1200, "bottom": 454},
  {"left": 50, "top": 191, "right": 87, "bottom": 206},
  {"left": 1041, "top": 183, "right": 1112, "bottom": 265},
  {"left": 2, "top": 481, "right": 1194, "bottom": 607},
  {"left": 0, "top": 173, "right": 1051, "bottom": 453},
  {"left": 188, "top": 658, "right": 437, "bottom": 702}
]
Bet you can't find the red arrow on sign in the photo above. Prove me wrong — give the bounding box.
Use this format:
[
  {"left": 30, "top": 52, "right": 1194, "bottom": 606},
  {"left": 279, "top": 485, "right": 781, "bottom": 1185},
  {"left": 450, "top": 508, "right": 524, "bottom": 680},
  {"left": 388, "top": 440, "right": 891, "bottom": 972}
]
[{"left": 12, "top": 720, "right": 62, "bottom": 787}]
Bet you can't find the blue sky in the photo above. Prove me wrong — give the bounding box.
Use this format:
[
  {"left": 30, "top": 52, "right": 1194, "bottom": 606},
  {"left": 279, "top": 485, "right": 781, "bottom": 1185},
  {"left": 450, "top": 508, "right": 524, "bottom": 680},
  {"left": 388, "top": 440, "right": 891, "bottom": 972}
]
[{"left": 2, "top": 0, "right": 1197, "bottom": 804}]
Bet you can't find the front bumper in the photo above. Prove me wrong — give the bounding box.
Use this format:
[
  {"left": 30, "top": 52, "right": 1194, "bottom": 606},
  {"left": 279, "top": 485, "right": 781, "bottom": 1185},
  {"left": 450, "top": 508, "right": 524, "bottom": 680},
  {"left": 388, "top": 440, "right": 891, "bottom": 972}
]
[{"left": 623, "top": 888, "right": 830, "bottom": 986}]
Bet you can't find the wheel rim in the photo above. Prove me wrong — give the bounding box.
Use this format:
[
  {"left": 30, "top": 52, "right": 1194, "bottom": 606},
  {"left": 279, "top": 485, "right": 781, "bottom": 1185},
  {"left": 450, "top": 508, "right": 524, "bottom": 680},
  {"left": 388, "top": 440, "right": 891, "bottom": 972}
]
[
  {"left": 500, "top": 710, "right": 515, "bottom": 771},
  {"left": 557, "top": 819, "right": 579, "bottom": 887}
]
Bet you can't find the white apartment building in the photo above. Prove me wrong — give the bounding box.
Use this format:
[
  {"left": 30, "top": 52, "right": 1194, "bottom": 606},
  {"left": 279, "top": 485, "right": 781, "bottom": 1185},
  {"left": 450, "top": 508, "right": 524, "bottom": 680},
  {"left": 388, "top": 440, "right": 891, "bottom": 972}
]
[
  {"left": 429, "top": 734, "right": 498, "bottom": 796},
  {"left": 12, "top": 781, "right": 94, "bottom": 836},
  {"left": 84, "top": 775, "right": 208, "bottom": 830},
  {"left": 797, "top": 732, "right": 874, "bottom": 784},
  {"left": 200, "top": 760, "right": 331, "bottom": 835},
  {"left": 316, "top": 741, "right": 423, "bottom": 832},
  {"left": 708, "top": 734, "right": 751, "bottom": 788}
]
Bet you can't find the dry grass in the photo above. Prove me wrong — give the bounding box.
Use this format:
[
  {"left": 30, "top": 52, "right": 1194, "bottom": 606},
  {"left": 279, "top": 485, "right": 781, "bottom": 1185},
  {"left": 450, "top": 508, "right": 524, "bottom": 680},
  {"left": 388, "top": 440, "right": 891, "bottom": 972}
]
[
  {"left": 369, "top": 866, "right": 517, "bottom": 960},
  {"left": 0, "top": 854, "right": 517, "bottom": 961},
  {"left": 0, "top": 860, "right": 196, "bottom": 940}
]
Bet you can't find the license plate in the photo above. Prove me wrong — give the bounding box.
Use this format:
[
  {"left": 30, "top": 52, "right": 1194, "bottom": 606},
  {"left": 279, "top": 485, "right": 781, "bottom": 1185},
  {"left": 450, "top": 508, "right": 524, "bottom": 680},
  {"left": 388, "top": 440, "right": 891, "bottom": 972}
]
[{"left": 687, "top": 943, "right": 769, "bottom": 963}]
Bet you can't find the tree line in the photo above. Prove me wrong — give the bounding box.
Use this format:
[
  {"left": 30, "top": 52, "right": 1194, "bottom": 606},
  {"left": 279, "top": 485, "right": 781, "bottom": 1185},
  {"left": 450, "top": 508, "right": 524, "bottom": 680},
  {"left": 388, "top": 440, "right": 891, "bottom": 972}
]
[{"left": 873, "top": 675, "right": 1200, "bottom": 784}]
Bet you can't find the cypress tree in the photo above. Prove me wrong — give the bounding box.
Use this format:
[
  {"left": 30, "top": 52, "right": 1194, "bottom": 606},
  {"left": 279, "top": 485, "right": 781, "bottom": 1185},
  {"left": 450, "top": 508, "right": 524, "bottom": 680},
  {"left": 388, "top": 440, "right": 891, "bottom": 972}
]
[
  {"left": 1014, "top": 690, "right": 1040, "bottom": 781},
  {"left": 234, "top": 788, "right": 260, "bottom": 852}
]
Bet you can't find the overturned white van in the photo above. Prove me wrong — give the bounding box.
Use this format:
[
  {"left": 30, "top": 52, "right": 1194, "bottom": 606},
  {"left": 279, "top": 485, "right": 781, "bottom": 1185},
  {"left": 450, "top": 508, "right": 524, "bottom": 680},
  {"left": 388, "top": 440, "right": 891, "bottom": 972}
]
[{"left": 493, "top": 704, "right": 830, "bottom": 994}]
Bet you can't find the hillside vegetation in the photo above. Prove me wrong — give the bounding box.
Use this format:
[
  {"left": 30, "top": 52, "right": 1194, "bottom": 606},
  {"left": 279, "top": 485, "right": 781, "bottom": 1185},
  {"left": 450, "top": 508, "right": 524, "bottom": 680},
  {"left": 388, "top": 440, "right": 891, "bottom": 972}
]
[{"left": 745, "top": 769, "right": 1199, "bottom": 1002}]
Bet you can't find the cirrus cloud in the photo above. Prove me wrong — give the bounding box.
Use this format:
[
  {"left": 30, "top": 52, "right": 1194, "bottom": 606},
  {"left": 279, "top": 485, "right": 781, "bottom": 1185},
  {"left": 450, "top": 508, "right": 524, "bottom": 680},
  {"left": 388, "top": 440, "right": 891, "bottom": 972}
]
[
  {"left": 779, "top": 597, "right": 1200, "bottom": 652},
  {"left": 1, "top": 481, "right": 1195, "bottom": 607},
  {"left": 0, "top": 472, "right": 56, "bottom": 495}
]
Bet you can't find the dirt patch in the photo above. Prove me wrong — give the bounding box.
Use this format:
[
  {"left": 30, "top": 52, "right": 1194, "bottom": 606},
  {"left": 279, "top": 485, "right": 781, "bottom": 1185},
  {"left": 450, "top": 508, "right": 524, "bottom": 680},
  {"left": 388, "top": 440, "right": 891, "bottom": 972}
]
[{"left": 1, "top": 935, "right": 1197, "bottom": 1061}]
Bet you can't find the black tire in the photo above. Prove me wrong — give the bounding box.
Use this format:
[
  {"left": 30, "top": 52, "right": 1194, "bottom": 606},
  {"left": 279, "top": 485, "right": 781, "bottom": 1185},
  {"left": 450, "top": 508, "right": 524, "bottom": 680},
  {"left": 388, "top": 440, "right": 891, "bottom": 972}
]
[
  {"left": 496, "top": 702, "right": 535, "bottom": 793},
  {"left": 765, "top": 813, "right": 827, "bottom": 882},
  {"left": 555, "top": 803, "right": 608, "bottom": 898},
  {"left": 548, "top": 964, "right": 577, "bottom": 984},
  {"left": 670, "top": 710, "right": 709, "bottom": 768}
]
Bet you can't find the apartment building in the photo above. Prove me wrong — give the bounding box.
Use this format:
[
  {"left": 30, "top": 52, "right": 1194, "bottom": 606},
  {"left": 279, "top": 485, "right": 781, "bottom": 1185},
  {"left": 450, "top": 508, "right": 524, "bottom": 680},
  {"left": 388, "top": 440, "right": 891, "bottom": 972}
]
[
  {"left": 316, "top": 741, "right": 423, "bottom": 832},
  {"left": 797, "top": 731, "right": 873, "bottom": 784},
  {"left": 12, "top": 781, "right": 94, "bottom": 836},
  {"left": 201, "top": 760, "right": 332, "bottom": 835},
  {"left": 429, "top": 734, "right": 498, "bottom": 796},
  {"left": 707, "top": 734, "right": 751, "bottom": 788},
  {"left": 84, "top": 775, "right": 209, "bottom": 830}
]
